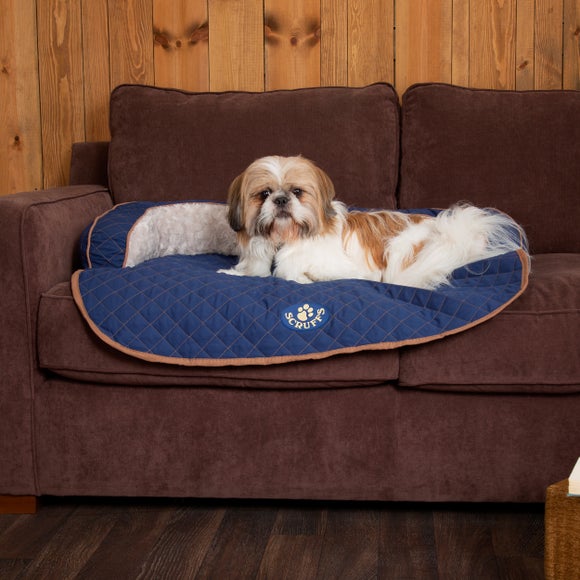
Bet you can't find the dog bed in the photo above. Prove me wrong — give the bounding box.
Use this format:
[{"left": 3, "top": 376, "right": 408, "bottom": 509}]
[{"left": 72, "top": 201, "right": 529, "bottom": 366}]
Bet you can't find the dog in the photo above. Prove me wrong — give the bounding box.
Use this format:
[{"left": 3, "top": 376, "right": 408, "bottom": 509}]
[{"left": 218, "top": 155, "right": 528, "bottom": 289}]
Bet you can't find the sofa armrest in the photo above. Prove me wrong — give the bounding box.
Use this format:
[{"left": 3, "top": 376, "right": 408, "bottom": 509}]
[{"left": 0, "top": 185, "right": 113, "bottom": 494}]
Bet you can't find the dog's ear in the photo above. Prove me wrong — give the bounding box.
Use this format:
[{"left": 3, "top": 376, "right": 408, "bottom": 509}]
[
  {"left": 314, "top": 166, "right": 337, "bottom": 220},
  {"left": 226, "top": 173, "right": 245, "bottom": 232}
]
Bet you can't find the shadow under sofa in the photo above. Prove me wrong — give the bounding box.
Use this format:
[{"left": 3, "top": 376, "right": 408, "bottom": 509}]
[{"left": 1, "top": 82, "right": 579, "bottom": 507}]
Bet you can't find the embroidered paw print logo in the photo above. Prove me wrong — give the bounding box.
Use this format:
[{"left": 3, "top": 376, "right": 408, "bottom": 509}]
[
  {"left": 297, "top": 304, "right": 314, "bottom": 322},
  {"left": 282, "top": 301, "right": 330, "bottom": 331}
]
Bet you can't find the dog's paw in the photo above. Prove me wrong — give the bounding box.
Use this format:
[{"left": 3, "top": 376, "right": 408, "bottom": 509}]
[
  {"left": 274, "top": 266, "right": 315, "bottom": 284},
  {"left": 217, "top": 267, "right": 243, "bottom": 276},
  {"left": 294, "top": 275, "right": 314, "bottom": 284},
  {"left": 279, "top": 272, "right": 314, "bottom": 284}
]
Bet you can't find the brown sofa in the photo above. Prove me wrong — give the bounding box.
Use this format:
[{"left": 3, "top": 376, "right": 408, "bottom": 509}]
[{"left": 1, "top": 83, "right": 579, "bottom": 506}]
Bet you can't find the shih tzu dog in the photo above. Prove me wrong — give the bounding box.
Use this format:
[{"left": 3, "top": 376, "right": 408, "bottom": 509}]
[{"left": 218, "top": 155, "right": 528, "bottom": 289}]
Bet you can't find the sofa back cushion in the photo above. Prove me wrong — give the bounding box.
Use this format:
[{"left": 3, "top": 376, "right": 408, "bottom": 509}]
[
  {"left": 399, "top": 83, "right": 580, "bottom": 253},
  {"left": 108, "top": 83, "right": 400, "bottom": 210}
]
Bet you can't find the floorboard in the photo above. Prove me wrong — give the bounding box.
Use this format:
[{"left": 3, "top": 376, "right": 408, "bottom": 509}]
[
  {"left": 0, "top": 497, "right": 545, "bottom": 579},
  {"left": 379, "top": 506, "right": 438, "bottom": 579},
  {"left": 196, "top": 504, "right": 278, "bottom": 579}
]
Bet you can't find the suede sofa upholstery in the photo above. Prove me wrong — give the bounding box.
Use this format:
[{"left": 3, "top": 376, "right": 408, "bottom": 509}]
[{"left": 1, "top": 82, "right": 579, "bottom": 503}]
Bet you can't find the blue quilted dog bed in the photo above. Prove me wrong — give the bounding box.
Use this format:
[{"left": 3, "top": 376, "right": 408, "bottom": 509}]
[{"left": 72, "top": 202, "right": 529, "bottom": 366}]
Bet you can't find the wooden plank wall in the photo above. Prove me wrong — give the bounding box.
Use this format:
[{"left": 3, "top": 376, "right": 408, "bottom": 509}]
[{"left": 1, "top": 0, "right": 579, "bottom": 195}]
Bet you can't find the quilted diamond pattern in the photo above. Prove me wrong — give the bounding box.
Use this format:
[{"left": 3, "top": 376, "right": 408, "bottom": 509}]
[
  {"left": 80, "top": 202, "right": 155, "bottom": 268},
  {"left": 73, "top": 251, "right": 527, "bottom": 366}
]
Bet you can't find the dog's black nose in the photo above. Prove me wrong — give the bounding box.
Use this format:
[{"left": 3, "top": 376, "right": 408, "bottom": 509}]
[{"left": 274, "top": 196, "right": 289, "bottom": 207}]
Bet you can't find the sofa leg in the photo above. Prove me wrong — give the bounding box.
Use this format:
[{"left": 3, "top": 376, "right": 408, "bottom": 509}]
[{"left": 0, "top": 495, "right": 38, "bottom": 514}]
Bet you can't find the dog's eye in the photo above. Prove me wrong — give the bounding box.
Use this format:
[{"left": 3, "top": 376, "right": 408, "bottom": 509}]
[
  {"left": 292, "top": 188, "right": 303, "bottom": 198},
  {"left": 260, "top": 189, "right": 272, "bottom": 200}
]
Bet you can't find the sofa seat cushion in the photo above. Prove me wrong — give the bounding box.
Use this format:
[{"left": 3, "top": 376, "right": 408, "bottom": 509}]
[
  {"left": 38, "top": 282, "right": 399, "bottom": 388},
  {"left": 108, "top": 83, "right": 400, "bottom": 210},
  {"left": 398, "top": 254, "right": 580, "bottom": 393}
]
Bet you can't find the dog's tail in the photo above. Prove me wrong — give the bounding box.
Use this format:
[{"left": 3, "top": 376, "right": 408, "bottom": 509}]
[
  {"left": 383, "top": 204, "right": 529, "bottom": 289},
  {"left": 436, "top": 203, "right": 528, "bottom": 259}
]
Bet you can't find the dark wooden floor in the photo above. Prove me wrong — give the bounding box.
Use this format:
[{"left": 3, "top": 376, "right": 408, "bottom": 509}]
[{"left": 0, "top": 497, "right": 544, "bottom": 579}]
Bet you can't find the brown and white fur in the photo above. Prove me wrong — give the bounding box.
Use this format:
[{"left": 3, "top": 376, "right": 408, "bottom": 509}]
[{"left": 218, "top": 155, "right": 528, "bottom": 289}]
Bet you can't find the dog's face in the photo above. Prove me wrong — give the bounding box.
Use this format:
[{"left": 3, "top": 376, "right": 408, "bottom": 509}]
[{"left": 226, "top": 156, "right": 337, "bottom": 244}]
